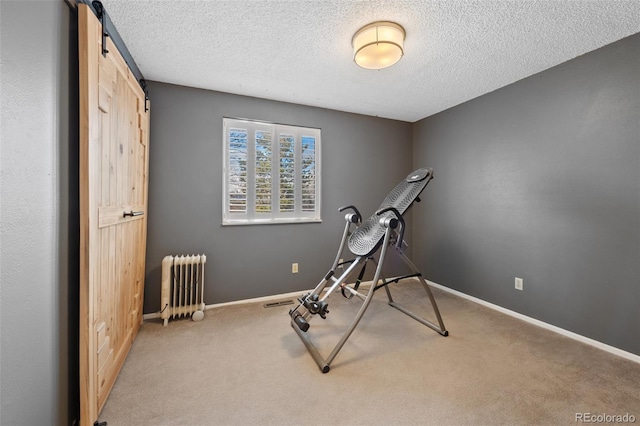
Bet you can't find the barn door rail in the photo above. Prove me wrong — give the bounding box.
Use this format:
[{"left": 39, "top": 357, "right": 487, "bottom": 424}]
[
  {"left": 91, "top": 1, "right": 109, "bottom": 57},
  {"left": 77, "top": 0, "right": 147, "bottom": 95},
  {"left": 140, "top": 79, "right": 150, "bottom": 112}
]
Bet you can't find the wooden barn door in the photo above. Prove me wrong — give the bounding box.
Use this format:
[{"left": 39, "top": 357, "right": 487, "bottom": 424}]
[{"left": 78, "top": 4, "right": 150, "bottom": 425}]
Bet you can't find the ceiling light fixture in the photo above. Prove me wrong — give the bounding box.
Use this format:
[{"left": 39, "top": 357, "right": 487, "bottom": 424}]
[{"left": 352, "top": 21, "right": 405, "bottom": 70}]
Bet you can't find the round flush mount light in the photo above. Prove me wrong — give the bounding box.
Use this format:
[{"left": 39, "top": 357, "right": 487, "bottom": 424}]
[{"left": 352, "top": 21, "right": 405, "bottom": 70}]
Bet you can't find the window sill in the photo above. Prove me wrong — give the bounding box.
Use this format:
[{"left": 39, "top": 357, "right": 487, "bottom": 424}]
[{"left": 222, "top": 217, "right": 322, "bottom": 226}]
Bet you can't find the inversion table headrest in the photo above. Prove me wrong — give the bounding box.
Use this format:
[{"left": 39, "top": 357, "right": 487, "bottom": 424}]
[{"left": 348, "top": 168, "right": 433, "bottom": 257}]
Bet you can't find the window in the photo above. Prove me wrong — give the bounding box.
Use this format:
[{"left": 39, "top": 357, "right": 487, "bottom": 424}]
[{"left": 223, "top": 118, "right": 321, "bottom": 225}]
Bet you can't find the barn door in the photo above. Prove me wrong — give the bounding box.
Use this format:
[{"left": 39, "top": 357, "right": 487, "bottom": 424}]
[{"left": 78, "top": 4, "right": 149, "bottom": 425}]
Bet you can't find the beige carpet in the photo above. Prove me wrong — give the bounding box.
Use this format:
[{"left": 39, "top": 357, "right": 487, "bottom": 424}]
[{"left": 99, "top": 280, "right": 640, "bottom": 425}]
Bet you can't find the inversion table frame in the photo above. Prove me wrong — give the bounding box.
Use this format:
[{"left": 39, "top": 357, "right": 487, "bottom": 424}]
[{"left": 289, "top": 168, "right": 448, "bottom": 373}]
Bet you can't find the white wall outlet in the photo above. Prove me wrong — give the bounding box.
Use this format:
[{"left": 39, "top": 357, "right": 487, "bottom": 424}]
[
  {"left": 338, "top": 258, "right": 344, "bottom": 269},
  {"left": 292, "top": 263, "right": 298, "bottom": 274},
  {"left": 515, "top": 277, "right": 524, "bottom": 291}
]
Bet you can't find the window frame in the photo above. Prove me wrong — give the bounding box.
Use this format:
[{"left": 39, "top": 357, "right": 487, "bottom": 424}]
[{"left": 222, "top": 117, "right": 322, "bottom": 225}]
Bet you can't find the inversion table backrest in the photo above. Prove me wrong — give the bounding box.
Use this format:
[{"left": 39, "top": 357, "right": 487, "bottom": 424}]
[{"left": 348, "top": 168, "right": 433, "bottom": 257}]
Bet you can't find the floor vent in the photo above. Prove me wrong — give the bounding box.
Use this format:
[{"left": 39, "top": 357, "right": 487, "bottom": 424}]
[{"left": 263, "top": 300, "right": 294, "bottom": 308}]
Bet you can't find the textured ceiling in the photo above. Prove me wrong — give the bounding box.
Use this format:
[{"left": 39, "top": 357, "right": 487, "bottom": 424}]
[{"left": 100, "top": 0, "right": 640, "bottom": 122}]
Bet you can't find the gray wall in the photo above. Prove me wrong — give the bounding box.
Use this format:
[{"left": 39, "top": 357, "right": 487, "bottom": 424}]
[
  {"left": 144, "top": 81, "right": 413, "bottom": 312},
  {"left": 1, "top": 1, "right": 79, "bottom": 425},
  {"left": 412, "top": 34, "right": 640, "bottom": 356},
  {"left": 0, "top": 3, "right": 636, "bottom": 424}
]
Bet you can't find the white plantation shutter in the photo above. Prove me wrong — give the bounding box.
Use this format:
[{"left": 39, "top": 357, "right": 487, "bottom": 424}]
[
  {"left": 223, "top": 118, "right": 321, "bottom": 224},
  {"left": 255, "top": 130, "right": 272, "bottom": 213},
  {"left": 227, "top": 128, "right": 248, "bottom": 213},
  {"left": 301, "top": 136, "right": 316, "bottom": 212},
  {"left": 279, "top": 134, "right": 295, "bottom": 213}
]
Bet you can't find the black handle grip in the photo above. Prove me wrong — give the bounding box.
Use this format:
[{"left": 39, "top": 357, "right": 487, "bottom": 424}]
[
  {"left": 123, "top": 210, "right": 144, "bottom": 218},
  {"left": 376, "top": 207, "right": 405, "bottom": 248},
  {"left": 291, "top": 311, "right": 310, "bottom": 332},
  {"left": 338, "top": 205, "right": 362, "bottom": 224}
]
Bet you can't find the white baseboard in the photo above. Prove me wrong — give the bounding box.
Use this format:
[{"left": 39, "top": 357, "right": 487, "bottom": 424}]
[
  {"left": 427, "top": 280, "right": 640, "bottom": 364},
  {"left": 143, "top": 279, "right": 383, "bottom": 321},
  {"left": 204, "top": 289, "right": 307, "bottom": 309},
  {"left": 143, "top": 279, "right": 640, "bottom": 365},
  {"left": 142, "top": 289, "right": 310, "bottom": 321},
  {"left": 142, "top": 312, "right": 160, "bottom": 321}
]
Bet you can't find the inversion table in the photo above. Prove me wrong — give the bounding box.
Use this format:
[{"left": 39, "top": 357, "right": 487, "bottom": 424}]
[{"left": 289, "top": 168, "right": 448, "bottom": 373}]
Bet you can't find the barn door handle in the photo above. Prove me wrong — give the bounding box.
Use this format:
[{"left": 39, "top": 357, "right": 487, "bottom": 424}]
[{"left": 123, "top": 210, "right": 144, "bottom": 218}]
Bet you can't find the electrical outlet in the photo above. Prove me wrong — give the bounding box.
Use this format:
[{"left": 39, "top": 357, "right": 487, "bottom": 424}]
[
  {"left": 292, "top": 263, "right": 298, "bottom": 274},
  {"left": 515, "top": 277, "right": 523, "bottom": 291},
  {"left": 338, "top": 258, "right": 344, "bottom": 269}
]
